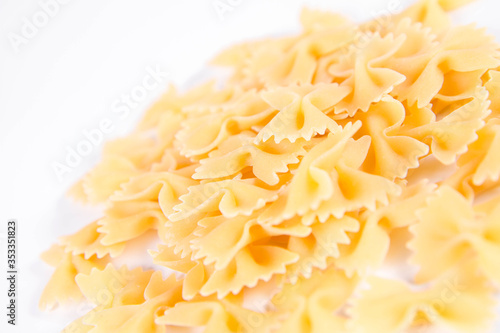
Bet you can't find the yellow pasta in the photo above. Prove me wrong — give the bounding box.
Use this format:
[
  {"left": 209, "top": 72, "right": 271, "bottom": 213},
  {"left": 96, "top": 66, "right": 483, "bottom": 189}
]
[
  {"left": 410, "top": 185, "right": 500, "bottom": 284},
  {"left": 271, "top": 266, "right": 359, "bottom": 333},
  {"left": 193, "top": 131, "right": 307, "bottom": 185},
  {"left": 330, "top": 33, "right": 407, "bottom": 116},
  {"left": 156, "top": 294, "right": 267, "bottom": 333},
  {"left": 40, "top": 245, "right": 109, "bottom": 311},
  {"left": 41, "top": 0, "right": 500, "bottom": 332},
  {"left": 349, "top": 263, "right": 496, "bottom": 333}
]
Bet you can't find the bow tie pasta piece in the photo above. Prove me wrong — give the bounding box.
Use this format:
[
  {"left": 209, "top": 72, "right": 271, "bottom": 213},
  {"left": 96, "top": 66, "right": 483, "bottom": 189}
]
[
  {"left": 388, "top": 19, "right": 486, "bottom": 109},
  {"left": 191, "top": 214, "right": 309, "bottom": 271},
  {"left": 354, "top": 96, "right": 429, "bottom": 180},
  {"left": 423, "top": 269, "right": 497, "bottom": 333},
  {"left": 286, "top": 215, "right": 359, "bottom": 281},
  {"left": 271, "top": 266, "right": 359, "bottom": 333},
  {"left": 117, "top": 172, "right": 196, "bottom": 217},
  {"left": 175, "top": 90, "right": 273, "bottom": 157},
  {"left": 461, "top": 119, "right": 500, "bottom": 186},
  {"left": 59, "top": 221, "right": 125, "bottom": 259},
  {"left": 410, "top": 186, "right": 500, "bottom": 284},
  {"left": 191, "top": 215, "right": 263, "bottom": 271},
  {"left": 298, "top": 132, "right": 402, "bottom": 223},
  {"left": 259, "top": 24, "right": 357, "bottom": 87},
  {"left": 39, "top": 244, "right": 109, "bottom": 311},
  {"left": 149, "top": 246, "right": 205, "bottom": 300},
  {"left": 153, "top": 231, "right": 300, "bottom": 299},
  {"left": 187, "top": 244, "right": 299, "bottom": 299},
  {"left": 399, "top": 87, "right": 491, "bottom": 165},
  {"left": 329, "top": 32, "right": 406, "bottom": 116},
  {"left": 381, "top": 17, "right": 438, "bottom": 65},
  {"left": 156, "top": 297, "right": 269, "bottom": 333},
  {"left": 211, "top": 37, "right": 301, "bottom": 90},
  {"left": 74, "top": 265, "right": 156, "bottom": 314},
  {"left": 138, "top": 82, "right": 234, "bottom": 130},
  {"left": 256, "top": 83, "right": 351, "bottom": 143},
  {"left": 335, "top": 181, "right": 434, "bottom": 276},
  {"left": 184, "top": 238, "right": 299, "bottom": 299},
  {"left": 79, "top": 271, "right": 183, "bottom": 333},
  {"left": 349, "top": 266, "right": 496, "bottom": 333},
  {"left": 136, "top": 85, "right": 184, "bottom": 131},
  {"left": 97, "top": 172, "right": 195, "bottom": 246},
  {"left": 180, "top": 84, "right": 246, "bottom": 116},
  {"left": 170, "top": 177, "right": 278, "bottom": 221},
  {"left": 69, "top": 156, "right": 141, "bottom": 205},
  {"left": 443, "top": 118, "right": 500, "bottom": 198},
  {"left": 434, "top": 69, "right": 488, "bottom": 104},
  {"left": 194, "top": 131, "right": 307, "bottom": 185},
  {"left": 348, "top": 277, "right": 419, "bottom": 333},
  {"left": 391, "top": 24, "right": 500, "bottom": 108}
]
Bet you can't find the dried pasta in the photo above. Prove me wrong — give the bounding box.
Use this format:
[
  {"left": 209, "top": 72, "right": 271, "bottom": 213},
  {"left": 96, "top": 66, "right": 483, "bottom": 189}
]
[{"left": 41, "top": 1, "right": 500, "bottom": 332}]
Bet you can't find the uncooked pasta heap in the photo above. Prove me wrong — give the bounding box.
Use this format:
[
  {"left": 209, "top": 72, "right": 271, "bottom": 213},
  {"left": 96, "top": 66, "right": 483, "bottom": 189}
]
[{"left": 41, "top": 0, "right": 500, "bottom": 332}]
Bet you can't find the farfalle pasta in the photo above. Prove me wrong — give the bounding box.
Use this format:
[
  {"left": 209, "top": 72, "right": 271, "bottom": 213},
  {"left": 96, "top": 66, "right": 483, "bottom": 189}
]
[
  {"left": 349, "top": 263, "right": 496, "bottom": 333},
  {"left": 41, "top": 1, "right": 500, "bottom": 332},
  {"left": 410, "top": 185, "right": 500, "bottom": 284}
]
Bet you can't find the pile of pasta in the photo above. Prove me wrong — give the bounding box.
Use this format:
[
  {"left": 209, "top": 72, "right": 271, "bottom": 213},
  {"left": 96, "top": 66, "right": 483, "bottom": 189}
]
[{"left": 41, "top": 0, "right": 500, "bottom": 332}]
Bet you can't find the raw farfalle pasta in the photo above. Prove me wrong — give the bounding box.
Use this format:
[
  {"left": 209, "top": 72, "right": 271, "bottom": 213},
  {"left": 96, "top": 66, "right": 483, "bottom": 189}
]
[
  {"left": 329, "top": 33, "right": 407, "bottom": 116},
  {"left": 350, "top": 96, "right": 429, "bottom": 179},
  {"left": 256, "top": 83, "right": 349, "bottom": 143},
  {"left": 193, "top": 131, "right": 307, "bottom": 185},
  {"left": 40, "top": 245, "right": 109, "bottom": 311},
  {"left": 349, "top": 263, "right": 496, "bottom": 333},
  {"left": 41, "top": 0, "right": 500, "bottom": 332},
  {"left": 410, "top": 185, "right": 500, "bottom": 284},
  {"left": 270, "top": 266, "right": 359, "bottom": 333}
]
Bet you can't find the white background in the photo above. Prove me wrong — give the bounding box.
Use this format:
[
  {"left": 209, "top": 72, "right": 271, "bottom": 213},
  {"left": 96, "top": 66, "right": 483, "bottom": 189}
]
[{"left": 1, "top": 0, "right": 500, "bottom": 332}]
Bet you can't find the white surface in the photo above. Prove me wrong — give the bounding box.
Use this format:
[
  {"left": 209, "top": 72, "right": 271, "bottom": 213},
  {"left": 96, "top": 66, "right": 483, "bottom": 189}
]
[{"left": 1, "top": 0, "right": 500, "bottom": 332}]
